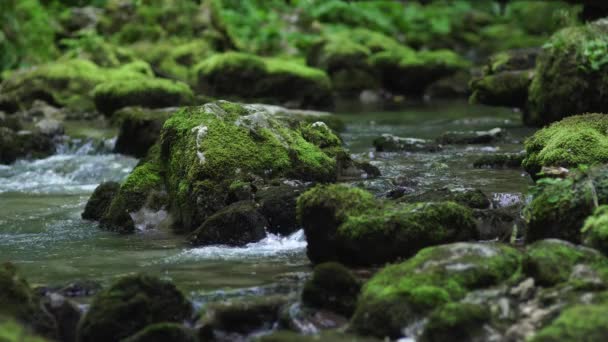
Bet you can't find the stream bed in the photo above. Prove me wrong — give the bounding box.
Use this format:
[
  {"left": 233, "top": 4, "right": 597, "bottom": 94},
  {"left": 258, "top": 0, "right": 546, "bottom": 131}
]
[{"left": 0, "top": 100, "right": 534, "bottom": 302}]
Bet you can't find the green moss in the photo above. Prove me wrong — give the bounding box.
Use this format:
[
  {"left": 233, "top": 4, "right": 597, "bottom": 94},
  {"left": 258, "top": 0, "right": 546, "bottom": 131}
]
[
  {"left": 0, "top": 319, "right": 48, "bottom": 342},
  {"left": 469, "top": 70, "right": 532, "bottom": 107},
  {"left": 297, "top": 184, "right": 478, "bottom": 266},
  {"left": 523, "top": 114, "right": 608, "bottom": 177},
  {"left": 351, "top": 242, "right": 522, "bottom": 338},
  {"left": 420, "top": 303, "right": 490, "bottom": 342},
  {"left": 301, "top": 262, "right": 361, "bottom": 317},
  {"left": 194, "top": 52, "right": 332, "bottom": 109},
  {"left": 82, "top": 182, "right": 120, "bottom": 221},
  {"left": 157, "top": 39, "right": 213, "bottom": 83},
  {"left": 523, "top": 239, "right": 603, "bottom": 286},
  {"left": 531, "top": 303, "right": 608, "bottom": 341},
  {"left": 299, "top": 122, "right": 341, "bottom": 149},
  {"left": 77, "top": 274, "right": 192, "bottom": 342},
  {"left": 582, "top": 205, "right": 608, "bottom": 255},
  {"left": 526, "top": 21, "right": 608, "bottom": 126},
  {"left": 93, "top": 77, "right": 193, "bottom": 116}
]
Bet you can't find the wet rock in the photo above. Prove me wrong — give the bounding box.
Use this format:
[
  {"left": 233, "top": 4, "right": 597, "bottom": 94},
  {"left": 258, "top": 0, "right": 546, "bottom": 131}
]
[
  {"left": 436, "top": 127, "right": 504, "bottom": 145},
  {"left": 278, "top": 303, "right": 349, "bottom": 334},
  {"left": 420, "top": 302, "right": 491, "bottom": 342},
  {"left": 401, "top": 188, "right": 491, "bottom": 209},
  {"left": 123, "top": 323, "right": 197, "bottom": 342},
  {"left": 297, "top": 184, "right": 478, "bottom": 266},
  {"left": 336, "top": 152, "right": 381, "bottom": 180},
  {"left": 21, "top": 100, "right": 63, "bottom": 121},
  {"left": 474, "top": 205, "right": 524, "bottom": 241},
  {"left": 77, "top": 274, "right": 192, "bottom": 342},
  {"left": 255, "top": 184, "right": 306, "bottom": 236},
  {"left": 350, "top": 242, "right": 522, "bottom": 338},
  {"left": 35, "top": 119, "right": 64, "bottom": 137},
  {"left": 582, "top": 205, "right": 608, "bottom": 255},
  {"left": 41, "top": 293, "right": 80, "bottom": 342},
  {"left": 473, "top": 152, "right": 524, "bottom": 168},
  {"left": 0, "top": 128, "right": 55, "bottom": 165},
  {"left": 82, "top": 182, "right": 121, "bottom": 221},
  {"left": 113, "top": 107, "right": 175, "bottom": 158},
  {"left": 523, "top": 114, "right": 608, "bottom": 178},
  {"left": 55, "top": 279, "right": 103, "bottom": 298},
  {"left": 0, "top": 112, "right": 22, "bottom": 131},
  {"left": 195, "top": 53, "right": 333, "bottom": 109},
  {"left": 189, "top": 201, "right": 268, "bottom": 247},
  {"left": 198, "top": 296, "right": 287, "bottom": 339},
  {"left": 301, "top": 262, "right": 361, "bottom": 317},
  {"left": 373, "top": 134, "right": 440, "bottom": 152},
  {"left": 256, "top": 330, "right": 381, "bottom": 342},
  {"left": 426, "top": 70, "right": 471, "bottom": 99},
  {"left": 526, "top": 19, "right": 608, "bottom": 126}
]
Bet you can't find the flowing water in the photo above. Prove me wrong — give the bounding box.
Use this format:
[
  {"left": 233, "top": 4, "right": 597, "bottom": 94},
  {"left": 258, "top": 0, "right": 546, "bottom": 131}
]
[{"left": 0, "top": 100, "right": 534, "bottom": 301}]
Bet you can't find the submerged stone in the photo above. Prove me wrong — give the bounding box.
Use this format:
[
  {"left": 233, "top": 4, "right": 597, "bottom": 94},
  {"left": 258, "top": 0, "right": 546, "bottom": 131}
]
[
  {"left": 297, "top": 184, "right": 478, "bottom": 266},
  {"left": 77, "top": 274, "right": 192, "bottom": 342}
]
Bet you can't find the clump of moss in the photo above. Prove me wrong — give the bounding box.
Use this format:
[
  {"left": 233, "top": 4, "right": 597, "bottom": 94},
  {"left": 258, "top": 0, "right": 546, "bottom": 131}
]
[
  {"left": 297, "top": 184, "right": 478, "bottom": 266},
  {"left": 523, "top": 239, "right": 603, "bottom": 286},
  {"left": 0, "top": 318, "right": 48, "bottom": 342},
  {"left": 157, "top": 39, "right": 214, "bottom": 83},
  {"left": 526, "top": 20, "right": 608, "bottom": 126},
  {"left": 93, "top": 78, "right": 193, "bottom": 116},
  {"left": 469, "top": 70, "right": 533, "bottom": 107},
  {"left": 301, "top": 262, "right": 361, "bottom": 317},
  {"left": 420, "top": 303, "right": 491, "bottom": 342},
  {"left": 522, "top": 114, "right": 608, "bottom": 178},
  {"left": 195, "top": 52, "right": 333, "bottom": 109},
  {"left": 350, "top": 242, "right": 522, "bottom": 338},
  {"left": 77, "top": 274, "right": 192, "bottom": 342},
  {"left": 531, "top": 302, "right": 608, "bottom": 341},
  {"left": 582, "top": 205, "right": 608, "bottom": 255}
]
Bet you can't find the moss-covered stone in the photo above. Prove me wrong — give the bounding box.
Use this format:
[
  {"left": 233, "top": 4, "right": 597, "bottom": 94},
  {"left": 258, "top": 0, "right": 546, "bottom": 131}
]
[
  {"left": 0, "top": 59, "right": 153, "bottom": 112},
  {"left": 82, "top": 182, "right": 120, "bottom": 221},
  {"left": 297, "top": 184, "right": 478, "bottom": 266},
  {"left": 255, "top": 184, "right": 306, "bottom": 236},
  {"left": 473, "top": 152, "right": 525, "bottom": 169},
  {"left": 159, "top": 102, "right": 347, "bottom": 233},
  {"left": 523, "top": 114, "right": 608, "bottom": 178},
  {"left": 157, "top": 39, "right": 214, "bottom": 83},
  {"left": 531, "top": 302, "right": 608, "bottom": 341},
  {"left": 0, "top": 128, "right": 54, "bottom": 165},
  {"left": 523, "top": 165, "right": 608, "bottom": 243},
  {"left": 301, "top": 262, "right": 361, "bottom": 317},
  {"left": 77, "top": 274, "right": 192, "bottom": 342},
  {"left": 420, "top": 303, "right": 491, "bottom": 342},
  {"left": 436, "top": 128, "right": 504, "bottom": 145},
  {"left": 93, "top": 78, "right": 193, "bottom": 116},
  {"left": 400, "top": 188, "right": 491, "bottom": 210},
  {"left": 113, "top": 107, "right": 175, "bottom": 158},
  {"left": 195, "top": 53, "right": 333, "bottom": 109},
  {"left": 189, "top": 201, "right": 268, "bottom": 246},
  {"left": 373, "top": 134, "right": 440, "bottom": 152},
  {"left": 123, "top": 323, "right": 196, "bottom": 342},
  {"left": 350, "top": 242, "right": 522, "bottom": 338},
  {"left": 526, "top": 20, "right": 608, "bottom": 126},
  {"left": 198, "top": 296, "right": 287, "bottom": 338},
  {"left": 523, "top": 239, "right": 603, "bottom": 286},
  {"left": 469, "top": 70, "right": 533, "bottom": 107},
  {"left": 582, "top": 205, "right": 608, "bottom": 255}
]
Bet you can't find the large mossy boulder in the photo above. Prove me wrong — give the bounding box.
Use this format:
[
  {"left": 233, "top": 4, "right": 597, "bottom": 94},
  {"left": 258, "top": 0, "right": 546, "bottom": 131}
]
[
  {"left": 81, "top": 182, "right": 121, "bottom": 221},
  {"left": 93, "top": 78, "right": 193, "bottom": 116},
  {"left": 582, "top": 205, "right": 608, "bottom": 255},
  {"left": 301, "top": 262, "right": 361, "bottom": 317},
  {"left": 522, "top": 114, "right": 608, "bottom": 178},
  {"left": 350, "top": 242, "right": 522, "bottom": 338},
  {"left": 0, "top": 59, "right": 153, "bottom": 113},
  {"left": 470, "top": 48, "right": 538, "bottom": 108},
  {"left": 77, "top": 274, "right": 192, "bottom": 342},
  {"left": 523, "top": 165, "right": 608, "bottom": 244},
  {"left": 526, "top": 20, "right": 608, "bottom": 126},
  {"left": 531, "top": 302, "right": 608, "bottom": 342},
  {"left": 195, "top": 53, "right": 333, "bottom": 109},
  {"left": 297, "top": 184, "right": 478, "bottom": 266}
]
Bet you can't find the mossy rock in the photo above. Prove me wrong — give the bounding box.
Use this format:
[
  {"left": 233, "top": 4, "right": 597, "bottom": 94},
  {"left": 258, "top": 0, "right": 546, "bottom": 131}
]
[
  {"left": 582, "top": 205, "right": 608, "bottom": 255},
  {"left": 77, "top": 274, "right": 192, "bottom": 342},
  {"left": 0, "top": 59, "right": 153, "bottom": 112},
  {"left": 297, "top": 184, "right": 478, "bottom": 266},
  {"left": 350, "top": 242, "right": 522, "bottom": 338},
  {"left": 526, "top": 20, "right": 608, "bottom": 126},
  {"left": 255, "top": 184, "right": 307, "bottom": 236},
  {"left": 473, "top": 152, "right": 525, "bottom": 169},
  {"left": 0, "top": 318, "right": 48, "bottom": 342},
  {"left": 123, "top": 323, "right": 196, "bottom": 342},
  {"left": 195, "top": 52, "right": 333, "bottom": 109},
  {"left": 400, "top": 188, "right": 491, "bottom": 210},
  {"left": 522, "top": 114, "right": 608, "bottom": 178},
  {"left": 157, "top": 39, "right": 214, "bottom": 83},
  {"left": 531, "top": 302, "right": 608, "bottom": 341},
  {"left": 469, "top": 70, "right": 533, "bottom": 108},
  {"left": 301, "top": 262, "right": 361, "bottom": 317},
  {"left": 198, "top": 296, "right": 287, "bottom": 338},
  {"left": 82, "top": 182, "right": 121, "bottom": 221},
  {"left": 420, "top": 302, "right": 491, "bottom": 342},
  {"left": 159, "top": 101, "right": 347, "bottom": 233},
  {"left": 99, "top": 145, "right": 165, "bottom": 233},
  {"left": 523, "top": 239, "right": 604, "bottom": 286},
  {"left": 93, "top": 78, "right": 193, "bottom": 116},
  {"left": 523, "top": 165, "right": 608, "bottom": 244},
  {"left": 189, "top": 201, "right": 268, "bottom": 246},
  {"left": 371, "top": 47, "right": 470, "bottom": 96},
  {"left": 113, "top": 107, "right": 175, "bottom": 158},
  {"left": 0, "top": 128, "right": 54, "bottom": 165},
  {"left": 373, "top": 134, "right": 440, "bottom": 152}
]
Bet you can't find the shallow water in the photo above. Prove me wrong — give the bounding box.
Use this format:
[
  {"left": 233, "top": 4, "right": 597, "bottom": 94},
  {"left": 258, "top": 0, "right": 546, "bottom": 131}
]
[{"left": 0, "top": 100, "right": 534, "bottom": 299}]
